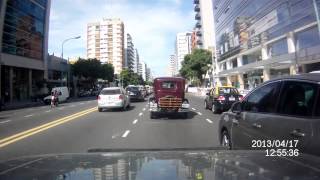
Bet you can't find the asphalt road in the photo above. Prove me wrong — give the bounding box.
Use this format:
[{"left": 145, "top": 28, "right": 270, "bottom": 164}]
[{"left": 0, "top": 94, "right": 222, "bottom": 162}]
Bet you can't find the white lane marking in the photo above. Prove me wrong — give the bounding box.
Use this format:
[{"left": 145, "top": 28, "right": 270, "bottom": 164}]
[
  {"left": 192, "top": 108, "right": 196, "bottom": 111},
  {"left": 24, "top": 114, "right": 33, "bottom": 118},
  {"left": 139, "top": 112, "right": 143, "bottom": 116},
  {"left": 80, "top": 103, "right": 85, "bottom": 105},
  {"left": 58, "top": 107, "right": 64, "bottom": 110},
  {"left": 0, "top": 120, "right": 11, "bottom": 124},
  {"left": 133, "top": 119, "right": 138, "bottom": 124},
  {"left": 197, "top": 112, "right": 202, "bottom": 115},
  {"left": 70, "top": 105, "right": 76, "bottom": 107},
  {"left": 142, "top": 108, "right": 146, "bottom": 111},
  {"left": 149, "top": 108, "right": 152, "bottom": 111},
  {"left": 122, "top": 130, "right": 130, "bottom": 138},
  {"left": 45, "top": 110, "right": 51, "bottom": 113},
  {"left": 206, "top": 119, "right": 213, "bottom": 124}
]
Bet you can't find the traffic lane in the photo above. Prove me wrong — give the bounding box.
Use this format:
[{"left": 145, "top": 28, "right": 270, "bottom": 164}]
[
  {"left": 0, "top": 100, "right": 148, "bottom": 161},
  {"left": 0, "top": 100, "right": 97, "bottom": 139},
  {"left": 117, "top": 106, "right": 220, "bottom": 149},
  {"left": 186, "top": 94, "right": 222, "bottom": 124}
]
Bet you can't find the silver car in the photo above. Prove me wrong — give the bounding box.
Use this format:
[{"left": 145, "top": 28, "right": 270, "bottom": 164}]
[{"left": 98, "top": 87, "right": 130, "bottom": 112}]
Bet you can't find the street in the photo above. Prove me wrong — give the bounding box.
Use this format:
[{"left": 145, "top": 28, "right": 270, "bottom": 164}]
[{"left": 0, "top": 94, "right": 221, "bottom": 162}]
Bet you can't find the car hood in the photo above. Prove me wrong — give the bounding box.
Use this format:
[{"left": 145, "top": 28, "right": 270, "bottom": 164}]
[{"left": 0, "top": 150, "right": 320, "bottom": 180}]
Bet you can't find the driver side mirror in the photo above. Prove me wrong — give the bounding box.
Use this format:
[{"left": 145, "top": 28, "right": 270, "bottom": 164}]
[{"left": 231, "top": 101, "right": 242, "bottom": 114}]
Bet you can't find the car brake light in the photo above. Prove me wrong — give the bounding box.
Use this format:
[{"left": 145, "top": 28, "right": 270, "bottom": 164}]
[
  {"left": 239, "top": 95, "right": 244, "bottom": 101},
  {"left": 217, "top": 96, "right": 225, "bottom": 101},
  {"left": 119, "top": 95, "right": 124, "bottom": 100},
  {"left": 97, "top": 95, "right": 101, "bottom": 100}
]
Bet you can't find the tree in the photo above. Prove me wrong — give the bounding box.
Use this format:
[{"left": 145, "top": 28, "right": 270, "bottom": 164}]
[
  {"left": 101, "top": 63, "right": 114, "bottom": 82},
  {"left": 120, "top": 69, "right": 145, "bottom": 87},
  {"left": 179, "top": 49, "right": 212, "bottom": 86}
]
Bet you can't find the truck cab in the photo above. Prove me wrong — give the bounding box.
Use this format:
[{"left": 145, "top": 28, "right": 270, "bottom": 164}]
[{"left": 149, "top": 77, "right": 190, "bottom": 119}]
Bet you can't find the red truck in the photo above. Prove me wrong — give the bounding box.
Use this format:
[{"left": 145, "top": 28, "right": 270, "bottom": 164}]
[{"left": 149, "top": 77, "right": 190, "bottom": 119}]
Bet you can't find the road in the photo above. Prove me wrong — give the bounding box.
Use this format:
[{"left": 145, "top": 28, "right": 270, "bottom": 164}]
[{"left": 0, "top": 94, "right": 221, "bottom": 161}]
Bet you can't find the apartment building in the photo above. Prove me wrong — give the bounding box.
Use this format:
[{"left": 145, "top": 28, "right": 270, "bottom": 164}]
[
  {"left": 176, "top": 32, "right": 192, "bottom": 71},
  {"left": 87, "top": 18, "right": 125, "bottom": 75},
  {"left": 213, "top": 0, "right": 320, "bottom": 89}
]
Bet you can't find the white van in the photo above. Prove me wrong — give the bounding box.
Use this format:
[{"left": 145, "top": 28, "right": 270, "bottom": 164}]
[{"left": 43, "top": 87, "right": 69, "bottom": 104}]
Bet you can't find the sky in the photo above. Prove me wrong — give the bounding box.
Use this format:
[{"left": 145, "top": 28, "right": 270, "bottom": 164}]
[{"left": 48, "top": 0, "right": 194, "bottom": 77}]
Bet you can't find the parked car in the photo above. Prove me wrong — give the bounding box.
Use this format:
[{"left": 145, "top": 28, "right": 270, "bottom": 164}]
[
  {"left": 149, "top": 77, "right": 190, "bottom": 119},
  {"left": 219, "top": 73, "right": 320, "bottom": 156},
  {"left": 238, "top": 89, "right": 251, "bottom": 97},
  {"left": 186, "top": 84, "right": 198, "bottom": 93},
  {"left": 204, "top": 86, "right": 243, "bottom": 113},
  {"left": 97, "top": 87, "right": 130, "bottom": 112},
  {"left": 126, "top": 86, "right": 144, "bottom": 101},
  {"left": 43, "top": 87, "right": 69, "bottom": 105}
]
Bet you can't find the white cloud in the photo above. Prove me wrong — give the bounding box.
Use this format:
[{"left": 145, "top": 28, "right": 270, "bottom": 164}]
[{"left": 48, "top": 0, "right": 193, "bottom": 76}]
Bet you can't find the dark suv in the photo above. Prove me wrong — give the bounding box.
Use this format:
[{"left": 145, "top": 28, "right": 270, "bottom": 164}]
[{"left": 219, "top": 73, "right": 320, "bottom": 156}]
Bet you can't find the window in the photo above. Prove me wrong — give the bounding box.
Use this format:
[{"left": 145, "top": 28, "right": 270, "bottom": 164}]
[
  {"left": 316, "top": 89, "right": 320, "bottom": 117},
  {"left": 278, "top": 81, "right": 317, "bottom": 117},
  {"left": 218, "top": 87, "right": 238, "bottom": 95},
  {"left": 243, "top": 82, "right": 280, "bottom": 113},
  {"left": 161, "top": 81, "right": 176, "bottom": 89},
  {"left": 296, "top": 27, "right": 320, "bottom": 50},
  {"left": 100, "top": 89, "right": 121, "bottom": 95},
  {"left": 268, "top": 38, "right": 288, "bottom": 57}
]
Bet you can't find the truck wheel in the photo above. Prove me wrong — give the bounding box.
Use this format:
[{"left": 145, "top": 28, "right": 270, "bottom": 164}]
[
  {"left": 150, "top": 112, "right": 157, "bottom": 119},
  {"left": 98, "top": 108, "right": 103, "bottom": 112}
]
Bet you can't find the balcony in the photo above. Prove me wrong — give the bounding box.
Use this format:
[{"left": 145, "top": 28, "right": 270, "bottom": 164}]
[
  {"left": 195, "top": 13, "right": 201, "bottom": 20},
  {"left": 196, "top": 31, "right": 202, "bottom": 36},
  {"left": 195, "top": 22, "right": 201, "bottom": 28},
  {"left": 194, "top": 5, "right": 200, "bottom": 12},
  {"left": 194, "top": 0, "right": 199, "bottom": 4}
]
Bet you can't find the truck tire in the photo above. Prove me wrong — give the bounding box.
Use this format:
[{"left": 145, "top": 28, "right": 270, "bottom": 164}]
[
  {"left": 150, "top": 112, "right": 157, "bottom": 119},
  {"left": 98, "top": 108, "right": 103, "bottom": 112}
]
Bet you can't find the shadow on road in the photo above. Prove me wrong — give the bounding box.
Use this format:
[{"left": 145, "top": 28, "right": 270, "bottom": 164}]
[
  {"left": 152, "top": 111, "right": 198, "bottom": 120},
  {"left": 98, "top": 105, "right": 136, "bottom": 112}
]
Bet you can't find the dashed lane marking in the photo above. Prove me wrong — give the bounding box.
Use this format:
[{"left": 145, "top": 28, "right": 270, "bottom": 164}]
[
  {"left": 206, "top": 119, "right": 213, "bottom": 124},
  {"left": 58, "top": 107, "right": 64, "bottom": 110},
  {"left": 24, "top": 114, "right": 33, "bottom": 118},
  {"left": 0, "top": 120, "right": 11, "bottom": 124},
  {"left": 192, "top": 108, "right": 196, "bottom": 111},
  {"left": 80, "top": 103, "right": 85, "bottom": 105},
  {"left": 197, "top": 112, "right": 202, "bottom": 116},
  {"left": 133, "top": 119, "right": 138, "bottom": 124},
  {"left": 70, "top": 105, "right": 76, "bottom": 107},
  {"left": 45, "top": 110, "right": 51, "bottom": 113},
  {"left": 122, "top": 130, "right": 130, "bottom": 138},
  {"left": 139, "top": 112, "right": 143, "bottom": 116},
  {"left": 142, "top": 108, "right": 146, "bottom": 111}
]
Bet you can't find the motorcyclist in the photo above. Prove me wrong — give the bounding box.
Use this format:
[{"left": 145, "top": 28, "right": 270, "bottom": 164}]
[{"left": 51, "top": 90, "right": 59, "bottom": 108}]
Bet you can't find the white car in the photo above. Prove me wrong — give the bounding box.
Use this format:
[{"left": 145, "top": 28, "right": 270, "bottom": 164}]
[{"left": 97, "top": 87, "right": 130, "bottom": 112}]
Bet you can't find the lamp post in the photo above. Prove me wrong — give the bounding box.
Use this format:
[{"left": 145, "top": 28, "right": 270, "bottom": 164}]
[{"left": 61, "top": 36, "right": 81, "bottom": 87}]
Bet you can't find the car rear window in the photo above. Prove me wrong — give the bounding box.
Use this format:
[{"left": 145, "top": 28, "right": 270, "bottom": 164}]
[
  {"left": 161, "top": 81, "right": 176, "bottom": 89},
  {"left": 126, "top": 87, "right": 139, "bottom": 91},
  {"left": 218, "top": 87, "right": 238, "bottom": 95},
  {"left": 100, "top": 89, "right": 121, "bottom": 95}
]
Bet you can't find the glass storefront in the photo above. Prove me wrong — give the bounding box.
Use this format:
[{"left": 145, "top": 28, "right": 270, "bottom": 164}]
[
  {"left": 2, "top": 0, "right": 47, "bottom": 60},
  {"left": 214, "top": 0, "right": 317, "bottom": 62},
  {"left": 296, "top": 26, "right": 320, "bottom": 50}
]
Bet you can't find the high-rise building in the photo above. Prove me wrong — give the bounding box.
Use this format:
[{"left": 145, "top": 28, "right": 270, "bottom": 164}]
[
  {"left": 125, "top": 33, "right": 135, "bottom": 71},
  {"left": 87, "top": 18, "right": 125, "bottom": 75},
  {"left": 0, "top": 0, "right": 51, "bottom": 103},
  {"left": 213, "top": 0, "right": 320, "bottom": 89},
  {"left": 133, "top": 49, "right": 139, "bottom": 73},
  {"left": 146, "top": 67, "right": 151, "bottom": 81},
  {"left": 193, "top": 0, "right": 215, "bottom": 50},
  {"left": 141, "top": 62, "right": 147, "bottom": 81},
  {"left": 176, "top": 32, "right": 192, "bottom": 71},
  {"left": 169, "top": 54, "right": 177, "bottom": 76}
]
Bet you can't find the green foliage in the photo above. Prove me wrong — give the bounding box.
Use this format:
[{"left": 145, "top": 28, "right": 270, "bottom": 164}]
[
  {"left": 120, "top": 69, "right": 145, "bottom": 87},
  {"left": 179, "top": 49, "right": 212, "bottom": 85},
  {"left": 72, "top": 58, "right": 114, "bottom": 83}
]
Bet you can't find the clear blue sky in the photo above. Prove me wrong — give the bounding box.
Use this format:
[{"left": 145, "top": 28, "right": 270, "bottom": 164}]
[{"left": 48, "top": 0, "right": 194, "bottom": 76}]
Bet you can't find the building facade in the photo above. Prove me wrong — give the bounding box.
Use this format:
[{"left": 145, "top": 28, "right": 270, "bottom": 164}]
[
  {"left": 140, "top": 61, "right": 147, "bottom": 81},
  {"left": 125, "top": 33, "right": 135, "bottom": 71},
  {"left": 133, "top": 49, "right": 139, "bottom": 73},
  {"left": 176, "top": 32, "right": 192, "bottom": 71},
  {"left": 214, "top": 0, "right": 320, "bottom": 89},
  {"left": 168, "top": 54, "right": 177, "bottom": 76},
  {"left": 194, "top": 0, "right": 215, "bottom": 50},
  {"left": 0, "top": 0, "right": 51, "bottom": 103},
  {"left": 87, "top": 18, "right": 125, "bottom": 75}
]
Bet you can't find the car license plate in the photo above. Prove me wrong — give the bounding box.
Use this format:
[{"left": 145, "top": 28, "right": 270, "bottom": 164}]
[{"left": 229, "top": 96, "right": 235, "bottom": 101}]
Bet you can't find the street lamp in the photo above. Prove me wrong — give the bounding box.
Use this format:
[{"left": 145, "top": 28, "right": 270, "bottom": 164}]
[{"left": 60, "top": 36, "right": 81, "bottom": 87}]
